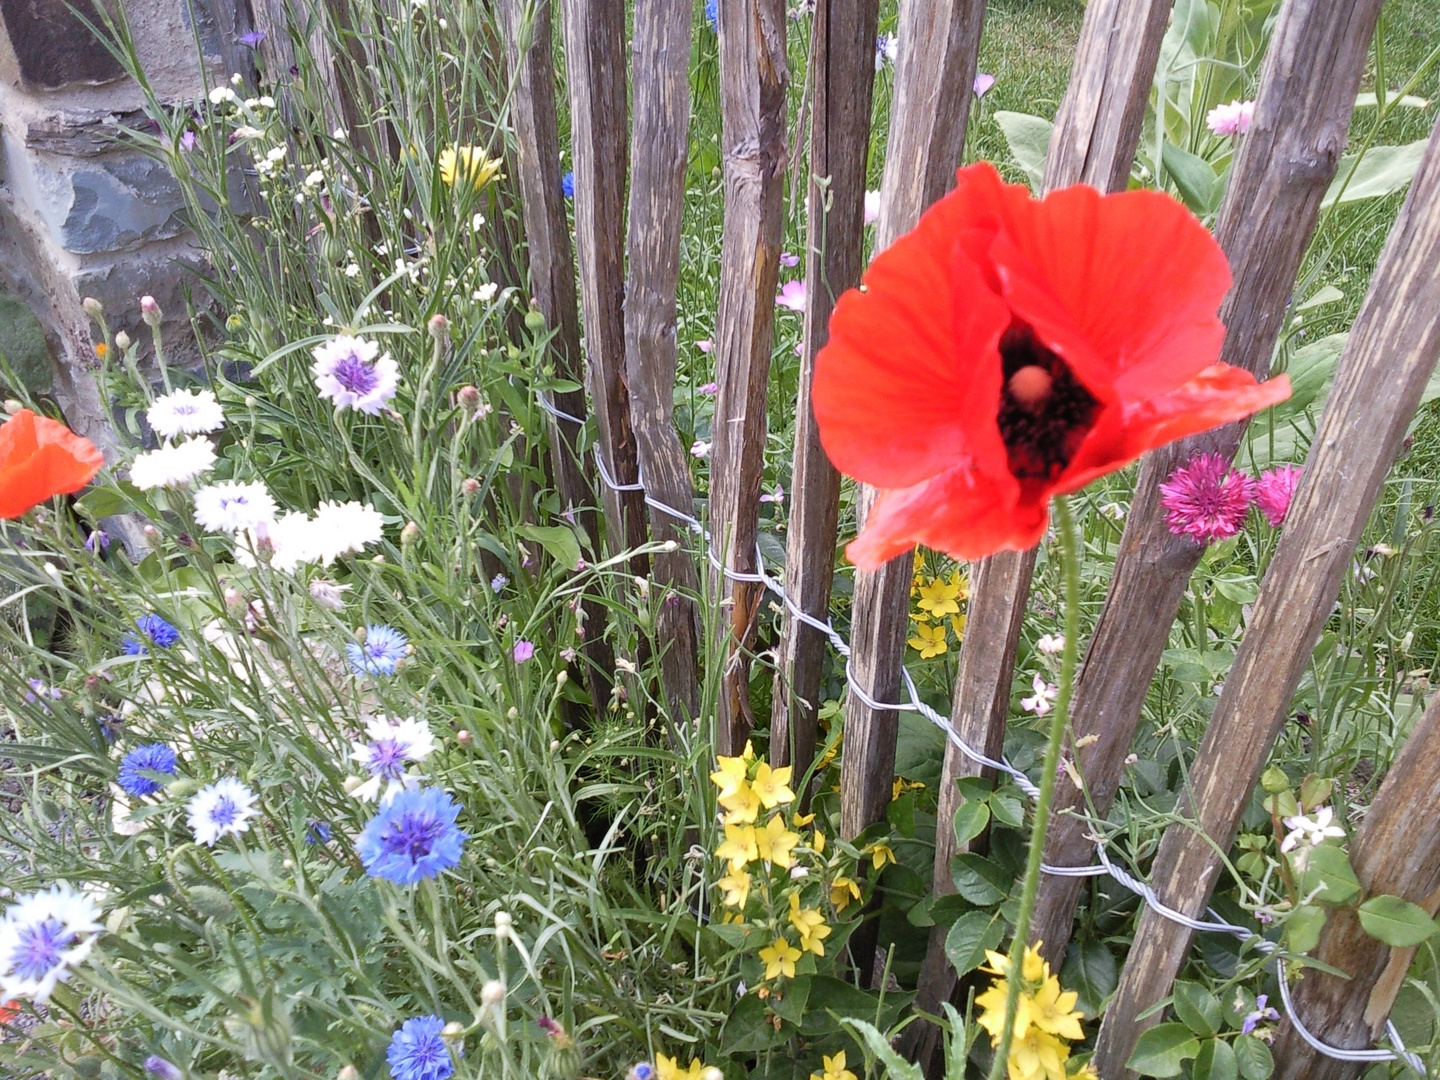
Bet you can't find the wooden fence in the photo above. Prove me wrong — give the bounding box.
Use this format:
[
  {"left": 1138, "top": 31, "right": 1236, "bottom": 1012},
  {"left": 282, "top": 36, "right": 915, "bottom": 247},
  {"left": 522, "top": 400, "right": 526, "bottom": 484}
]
[{"left": 324, "top": 0, "right": 1440, "bottom": 1074}]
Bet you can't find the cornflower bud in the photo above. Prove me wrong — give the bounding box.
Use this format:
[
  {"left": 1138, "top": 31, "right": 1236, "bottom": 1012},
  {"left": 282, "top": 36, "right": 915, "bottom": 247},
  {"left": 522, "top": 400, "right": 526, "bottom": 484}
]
[
  {"left": 140, "top": 295, "right": 162, "bottom": 326},
  {"left": 82, "top": 297, "right": 104, "bottom": 318},
  {"left": 457, "top": 384, "right": 481, "bottom": 410},
  {"left": 428, "top": 313, "right": 450, "bottom": 339},
  {"left": 461, "top": 477, "right": 480, "bottom": 496},
  {"left": 400, "top": 521, "right": 419, "bottom": 545},
  {"left": 115, "top": 331, "right": 132, "bottom": 350},
  {"left": 480, "top": 980, "right": 506, "bottom": 1006}
]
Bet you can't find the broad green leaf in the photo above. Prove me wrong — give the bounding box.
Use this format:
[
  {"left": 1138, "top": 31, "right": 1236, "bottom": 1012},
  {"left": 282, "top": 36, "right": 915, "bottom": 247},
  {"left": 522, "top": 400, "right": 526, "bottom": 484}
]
[
  {"left": 1357, "top": 895, "right": 1439, "bottom": 948},
  {"left": 1126, "top": 1023, "right": 1201, "bottom": 1077},
  {"left": 1213, "top": 574, "right": 1259, "bottom": 606},
  {"left": 1285, "top": 904, "right": 1327, "bottom": 954},
  {"left": 943, "top": 910, "right": 1003, "bottom": 977},
  {"left": 952, "top": 800, "right": 990, "bottom": 849},
  {"left": 801, "top": 976, "right": 884, "bottom": 1035},
  {"left": 1233, "top": 1034, "right": 1274, "bottom": 1079},
  {"left": 1298, "top": 775, "right": 1333, "bottom": 813},
  {"left": 1322, "top": 139, "right": 1430, "bottom": 208},
  {"left": 1294, "top": 285, "right": 1344, "bottom": 312},
  {"left": 770, "top": 975, "right": 811, "bottom": 1025},
  {"left": 994, "top": 112, "right": 1053, "bottom": 192},
  {"left": 989, "top": 788, "right": 1024, "bottom": 829},
  {"left": 1162, "top": 142, "right": 1221, "bottom": 215},
  {"left": 720, "top": 992, "right": 787, "bottom": 1054},
  {"left": 841, "top": 1018, "right": 925, "bottom": 1080},
  {"left": 950, "top": 853, "right": 1010, "bottom": 905},
  {"left": 515, "top": 524, "right": 583, "bottom": 570},
  {"left": 1060, "top": 936, "right": 1117, "bottom": 1020},
  {"left": 1295, "top": 845, "right": 1361, "bottom": 906},
  {"left": 1191, "top": 1037, "right": 1239, "bottom": 1080},
  {"left": 1173, "top": 981, "right": 1223, "bottom": 1038}
]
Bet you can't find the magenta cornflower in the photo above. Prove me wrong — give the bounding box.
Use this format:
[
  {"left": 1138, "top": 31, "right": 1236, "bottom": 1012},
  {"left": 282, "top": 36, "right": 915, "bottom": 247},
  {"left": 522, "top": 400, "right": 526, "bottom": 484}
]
[
  {"left": 1159, "top": 453, "right": 1256, "bottom": 544},
  {"left": 1255, "top": 464, "right": 1302, "bottom": 527}
]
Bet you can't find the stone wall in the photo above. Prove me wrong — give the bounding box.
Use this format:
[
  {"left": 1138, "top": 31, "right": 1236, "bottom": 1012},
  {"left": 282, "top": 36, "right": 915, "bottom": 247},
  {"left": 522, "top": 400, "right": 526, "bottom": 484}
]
[{"left": 0, "top": 0, "right": 240, "bottom": 452}]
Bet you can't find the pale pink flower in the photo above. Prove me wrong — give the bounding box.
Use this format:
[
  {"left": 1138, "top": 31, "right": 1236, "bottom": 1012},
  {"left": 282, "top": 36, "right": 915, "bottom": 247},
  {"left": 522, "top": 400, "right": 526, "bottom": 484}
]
[
  {"left": 1206, "top": 99, "right": 1255, "bottom": 137},
  {"left": 863, "top": 189, "right": 881, "bottom": 225},
  {"left": 698, "top": 381, "right": 718, "bottom": 395},
  {"left": 1021, "top": 674, "right": 1056, "bottom": 716},
  {"left": 1159, "top": 453, "right": 1256, "bottom": 544},
  {"left": 760, "top": 484, "right": 784, "bottom": 504},
  {"left": 973, "top": 73, "right": 995, "bottom": 97},
  {"left": 776, "top": 280, "right": 807, "bottom": 312},
  {"left": 513, "top": 640, "right": 535, "bottom": 663},
  {"left": 696, "top": 340, "right": 714, "bottom": 354},
  {"left": 779, "top": 252, "right": 800, "bottom": 268},
  {"left": 1256, "top": 464, "right": 1301, "bottom": 527}
]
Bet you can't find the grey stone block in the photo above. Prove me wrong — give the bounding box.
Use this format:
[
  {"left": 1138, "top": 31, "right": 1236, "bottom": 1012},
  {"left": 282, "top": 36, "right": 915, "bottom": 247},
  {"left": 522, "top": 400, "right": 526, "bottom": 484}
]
[
  {"left": 28, "top": 149, "right": 188, "bottom": 254},
  {"left": 0, "top": 0, "right": 124, "bottom": 89}
]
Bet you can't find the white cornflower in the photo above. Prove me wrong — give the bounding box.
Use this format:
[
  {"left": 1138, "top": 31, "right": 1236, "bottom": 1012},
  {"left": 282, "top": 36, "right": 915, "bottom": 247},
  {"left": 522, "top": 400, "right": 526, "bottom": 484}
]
[
  {"left": 1280, "top": 806, "right": 1346, "bottom": 854},
  {"left": 310, "top": 336, "right": 400, "bottom": 414},
  {"left": 1036, "top": 633, "right": 1065, "bottom": 655},
  {"left": 194, "top": 480, "right": 276, "bottom": 534},
  {"left": 235, "top": 510, "right": 321, "bottom": 573},
  {"left": 186, "top": 778, "right": 259, "bottom": 846},
  {"left": 691, "top": 439, "right": 711, "bottom": 458},
  {"left": 147, "top": 388, "right": 225, "bottom": 439},
  {"left": 129, "top": 438, "right": 217, "bottom": 490},
  {"left": 1021, "top": 674, "right": 1057, "bottom": 716},
  {"left": 308, "top": 579, "right": 350, "bottom": 610},
  {"left": 350, "top": 716, "right": 436, "bottom": 803},
  {"left": 309, "top": 500, "right": 385, "bottom": 563},
  {"left": 0, "top": 884, "right": 104, "bottom": 1003}
]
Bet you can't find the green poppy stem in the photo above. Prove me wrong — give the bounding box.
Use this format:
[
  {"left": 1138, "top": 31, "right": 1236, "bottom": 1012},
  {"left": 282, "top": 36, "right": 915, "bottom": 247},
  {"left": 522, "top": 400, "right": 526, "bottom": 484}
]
[{"left": 986, "top": 494, "right": 1082, "bottom": 1080}]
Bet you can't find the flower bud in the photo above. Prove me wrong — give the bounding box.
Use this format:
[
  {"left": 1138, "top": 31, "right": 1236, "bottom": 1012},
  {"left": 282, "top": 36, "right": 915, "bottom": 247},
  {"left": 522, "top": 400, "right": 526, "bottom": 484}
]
[
  {"left": 140, "top": 295, "right": 162, "bottom": 326},
  {"left": 4, "top": 399, "right": 23, "bottom": 415},
  {"left": 480, "top": 979, "right": 506, "bottom": 1006},
  {"left": 1261, "top": 765, "right": 1290, "bottom": 795},
  {"left": 523, "top": 305, "right": 546, "bottom": 332},
  {"left": 461, "top": 477, "right": 480, "bottom": 496},
  {"left": 456, "top": 728, "right": 471, "bottom": 744},
  {"left": 143, "top": 1056, "right": 184, "bottom": 1080},
  {"left": 400, "top": 521, "right": 420, "bottom": 545},
  {"left": 337, "top": 1067, "right": 360, "bottom": 1080},
  {"left": 457, "top": 384, "right": 481, "bottom": 410},
  {"left": 441, "top": 1021, "right": 464, "bottom": 1038},
  {"left": 555, "top": 670, "right": 568, "bottom": 687},
  {"left": 143, "top": 524, "right": 159, "bottom": 542},
  {"left": 224, "top": 587, "right": 245, "bottom": 608},
  {"left": 82, "top": 297, "right": 104, "bottom": 318},
  {"left": 428, "top": 313, "right": 450, "bottom": 339},
  {"left": 701, "top": 1070, "right": 724, "bottom": 1080},
  {"left": 115, "top": 331, "right": 132, "bottom": 350},
  {"left": 662, "top": 539, "right": 679, "bottom": 552},
  {"left": 343, "top": 775, "right": 364, "bottom": 793},
  {"left": 494, "top": 910, "right": 512, "bottom": 936}
]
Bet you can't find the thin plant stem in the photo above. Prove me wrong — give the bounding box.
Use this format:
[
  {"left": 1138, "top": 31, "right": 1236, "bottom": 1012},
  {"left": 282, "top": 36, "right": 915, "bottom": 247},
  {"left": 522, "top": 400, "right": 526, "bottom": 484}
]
[{"left": 987, "top": 495, "right": 1082, "bottom": 1080}]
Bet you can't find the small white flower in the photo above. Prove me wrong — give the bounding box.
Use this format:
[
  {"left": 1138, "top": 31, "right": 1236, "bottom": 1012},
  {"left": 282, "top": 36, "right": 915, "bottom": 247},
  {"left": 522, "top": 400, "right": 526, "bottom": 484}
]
[
  {"left": 344, "top": 263, "right": 361, "bottom": 278},
  {"left": 305, "top": 169, "right": 325, "bottom": 187},
  {"left": 265, "top": 144, "right": 287, "bottom": 162},
  {"left": 1100, "top": 501, "right": 1127, "bottom": 521},
  {"left": 308, "top": 579, "right": 350, "bottom": 610},
  {"left": 1036, "top": 633, "right": 1065, "bottom": 655},
  {"left": 311, "top": 336, "right": 400, "bottom": 415},
  {"left": 690, "top": 439, "right": 711, "bottom": 458},
  {"left": 129, "top": 438, "right": 217, "bottom": 490},
  {"left": 1280, "top": 806, "right": 1346, "bottom": 854},
  {"left": 194, "top": 480, "right": 276, "bottom": 534},
  {"left": 247, "top": 510, "right": 323, "bottom": 573},
  {"left": 232, "top": 124, "right": 265, "bottom": 140},
  {"left": 208, "top": 86, "right": 238, "bottom": 105},
  {"left": 333, "top": 127, "right": 347, "bottom": 140},
  {"left": 474, "top": 281, "right": 498, "bottom": 302},
  {"left": 471, "top": 213, "right": 486, "bottom": 233},
  {"left": 0, "top": 884, "right": 104, "bottom": 1003},
  {"left": 863, "top": 189, "right": 881, "bottom": 225},
  {"left": 1021, "top": 674, "right": 1057, "bottom": 716},
  {"left": 351, "top": 716, "right": 436, "bottom": 803},
  {"left": 254, "top": 156, "right": 276, "bottom": 176},
  {"left": 258, "top": 95, "right": 275, "bottom": 109},
  {"left": 309, "top": 500, "right": 385, "bottom": 563},
  {"left": 187, "top": 778, "right": 259, "bottom": 846},
  {"left": 147, "top": 388, "right": 225, "bottom": 439}
]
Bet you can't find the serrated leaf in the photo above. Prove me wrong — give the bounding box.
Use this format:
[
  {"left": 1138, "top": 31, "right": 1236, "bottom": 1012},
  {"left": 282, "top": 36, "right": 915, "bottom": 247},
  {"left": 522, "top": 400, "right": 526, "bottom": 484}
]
[
  {"left": 840, "top": 1018, "right": 924, "bottom": 1080},
  {"left": 1126, "top": 1023, "right": 1201, "bottom": 1077},
  {"left": 952, "top": 800, "right": 990, "bottom": 849},
  {"left": 950, "top": 853, "right": 1009, "bottom": 905},
  {"left": 1357, "top": 894, "right": 1439, "bottom": 948},
  {"left": 989, "top": 789, "right": 1024, "bottom": 829},
  {"left": 943, "top": 910, "right": 1003, "bottom": 977},
  {"left": 1191, "top": 1037, "right": 1238, "bottom": 1080},
  {"left": 1060, "top": 936, "right": 1117, "bottom": 1019},
  {"left": 1173, "top": 981, "right": 1222, "bottom": 1038}
]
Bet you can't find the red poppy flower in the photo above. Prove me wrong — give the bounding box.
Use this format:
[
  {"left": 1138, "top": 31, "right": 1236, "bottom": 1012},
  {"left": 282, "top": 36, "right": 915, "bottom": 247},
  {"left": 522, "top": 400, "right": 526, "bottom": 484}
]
[
  {"left": 812, "top": 162, "right": 1290, "bottom": 569},
  {"left": 0, "top": 409, "right": 105, "bottom": 519}
]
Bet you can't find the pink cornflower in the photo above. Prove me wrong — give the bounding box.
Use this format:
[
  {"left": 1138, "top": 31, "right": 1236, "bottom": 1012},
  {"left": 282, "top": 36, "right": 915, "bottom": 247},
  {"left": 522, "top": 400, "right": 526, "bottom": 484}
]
[
  {"left": 1159, "top": 453, "right": 1257, "bottom": 544},
  {"left": 776, "top": 280, "right": 807, "bottom": 312},
  {"left": 1256, "top": 464, "right": 1301, "bottom": 527},
  {"left": 513, "top": 640, "right": 535, "bottom": 663},
  {"left": 1206, "top": 99, "right": 1255, "bottom": 137}
]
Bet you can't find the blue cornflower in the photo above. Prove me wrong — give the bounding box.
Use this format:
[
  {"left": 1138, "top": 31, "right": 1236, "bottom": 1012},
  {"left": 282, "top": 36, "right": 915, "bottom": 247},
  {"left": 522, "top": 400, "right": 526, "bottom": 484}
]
[
  {"left": 561, "top": 171, "right": 575, "bottom": 199},
  {"left": 306, "top": 820, "right": 332, "bottom": 844},
  {"left": 628, "top": 1065, "right": 656, "bottom": 1080},
  {"left": 121, "top": 614, "right": 180, "bottom": 655},
  {"left": 387, "top": 1015, "right": 453, "bottom": 1080},
  {"left": 346, "top": 625, "right": 409, "bottom": 676},
  {"left": 357, "top": 788, "right": 467, "bottom": 884},
  {"left": 143, "top": 1056, "right": 184, "bottom": 1080},
  {"left": 490, "top": 573, "right": 508, "bottom": 594},
  {"left": 705, "top": 0, "right": 718, "bottom": 30},
  {"left": 117, "top": 743, "right": 178, "bottom": 797}
]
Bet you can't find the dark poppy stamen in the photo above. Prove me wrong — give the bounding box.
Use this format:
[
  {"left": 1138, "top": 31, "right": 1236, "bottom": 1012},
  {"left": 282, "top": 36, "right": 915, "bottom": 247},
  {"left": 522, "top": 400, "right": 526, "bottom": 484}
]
[{"left": 996, "top": 323, "right": 1099, "bottom": 482}]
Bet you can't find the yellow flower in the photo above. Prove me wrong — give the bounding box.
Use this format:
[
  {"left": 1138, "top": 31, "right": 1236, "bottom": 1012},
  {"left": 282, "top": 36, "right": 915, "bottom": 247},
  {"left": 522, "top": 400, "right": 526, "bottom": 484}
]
[
  {"left": 1029, "top": 974, "right": 1085, "bottom": 1041},
  {"left": 951, "top": 613, "right": 967, "bottom": 641},
  {"left": 1007, "top": 1029, "right": 1070, "bottom": 1080},
  {"left": 916, "top": 575, "right": 963, "bottom": 618},
  {"left": 982, "top": 945, "right": 1049, "bottom": 984},
  {"left": 719, "top": 781, "right": 761, "bottom": 824},
  {"left": 907, "top": 620, "right": 948, "bottom": 658},
  {"left": 717, "top": 869, "right": 751, "bottom": 908},
  {"left": 950, "top": 568, "right": 970, "bottom": 602},
  {"left": 1068, "top": 1065, "right": 1099, "bottom": 1080},
  {"left": 438, "top": 145, "right": 501, "bottom": 191},
  {"left": 759, "top": 935, "right": 801, "bottom": 980},
  {"left": 867, "top": 842, "right": 896, "bottom": 871},
  {"left": 710, "top": 754, "right": 751, "bottom": 800},
  {"left": 755, "top": 815, "right": 801, "bottom": 868},
  {"left": 892, "top": 777, "right": 926, "bottom": 800},
  {"left": 793, "top": 811, "right": 816, "bottom": 827},
  {"left": 788, "top": 892, "right": 831, "bottom": 956},
  {"left": 975, "top": 981, "right": 1033, "bottom": 1043},
  {"left": 655, "top": 1053, "right": 708, "bottom": 1080},
  {"left": 830, "top": 875, "right": 861, "bottom": 912},
  {"left": 811, "top": 828, "right": 826, "bottom": 854},
  {"left": 809, "top": 1050, "right": 858, "bottom": 1080},
  {"left": 751, "top": 762, "right": 796, "bottom": 810},
  {"left": 716, "top": 824, "right": 758, "bottom": 870}
]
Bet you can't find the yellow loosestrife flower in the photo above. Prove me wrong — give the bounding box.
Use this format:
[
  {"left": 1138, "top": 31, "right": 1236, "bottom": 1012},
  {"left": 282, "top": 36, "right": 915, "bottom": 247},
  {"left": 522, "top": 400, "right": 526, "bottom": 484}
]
[
  {"left": 716, "top": 824, "right": 758, "bottom": 870},
  {"left": 975, "top": 944, "right": 1087, "bottom": 1080},
  {"left": 717, "top": 869, "right": 751, "bottom": 908},
  {"left": 867, "top": 842, "right": 896, "bottom": 871},
  {"left": 759, "top": 936, "right": 801, "bottom": 980},
  {"left": 809, "top": 1050, "right": 858, "bottom": 1080},
  {"left": 751, "top": 762, "right": 796, "bottom": 809},
  {"left": 655, "top": 1054, "right": 709, "bottom": 1080},
  {"left": 755, "top": 815, "right": 801, "bottom": 868},
  {"left": 951, "top": 613, "right": 968, "bottom": 640},
  {"left": 830, "top": 875, "right": 861, "bottom": 912},
  {"left": 719, "top": 781, "right": 761, "bottom": 825},
  {"left": 788, "top": 891, "right": 831, "bottom": 956},
  {"left": 907, "top": 620, "right": 948, "bottom": 658},
  {"left": 916, "top": 575, "right": 963, "bottom": 618},
  {"left": 710, "top": 754, "right": 750, "bottom": 801},
  {"left": 1007, "top": 1029, "right": 1070, "bottom": 1080},
  {"left": 811, "top": 828, "right": 826, "bottom": 854},
  {"left": 438, "top": 145, "right": 501, "bottom": 191},
  {"left": 1029, "top": 975, "right": 1085, "bottom": 1040}
]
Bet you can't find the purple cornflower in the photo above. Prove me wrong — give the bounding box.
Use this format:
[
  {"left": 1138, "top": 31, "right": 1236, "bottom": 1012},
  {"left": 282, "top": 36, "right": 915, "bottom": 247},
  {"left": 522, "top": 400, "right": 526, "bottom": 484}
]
[
  {"left": 85, "top": 529, "right": 109, "bottom": 554},
  {"left": 238, "top": 29, "right": 265, "bottom": 47},
  {"left": 1159, "top": 453, "right": 1256, "bottom": 544}
]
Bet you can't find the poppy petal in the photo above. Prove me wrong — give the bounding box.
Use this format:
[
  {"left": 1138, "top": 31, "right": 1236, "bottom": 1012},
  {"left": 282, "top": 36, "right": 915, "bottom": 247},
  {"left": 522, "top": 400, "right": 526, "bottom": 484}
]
[
  {"left": 813, "top": 219, "right": 1009, "bottom": 490},
  {"left": 0, "top": 410, "right": 105, "bottom": 519},
  {"left": 847, "top": 465, "right": 1048, "bottom": 570}
]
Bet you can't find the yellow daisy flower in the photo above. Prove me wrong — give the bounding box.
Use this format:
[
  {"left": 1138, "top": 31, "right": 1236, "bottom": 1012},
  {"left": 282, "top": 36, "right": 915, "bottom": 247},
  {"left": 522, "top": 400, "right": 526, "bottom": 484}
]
[{"left": 438, "top": 145, "right": 501, "bottom": 191}]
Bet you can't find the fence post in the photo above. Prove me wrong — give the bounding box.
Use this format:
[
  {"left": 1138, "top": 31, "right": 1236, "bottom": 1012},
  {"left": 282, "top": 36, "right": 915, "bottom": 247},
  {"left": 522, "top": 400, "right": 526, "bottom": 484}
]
[
  {"left": 624, "top": 1, "right": 702, "bottom": 724},
  {"left": 710, "top": 0, "right": 788, "bottom": 757},
  {"left": 907, "top": 0, "right": 1174, "bottom": 1047},
  {"left": 1030, "top": 0, "right": 1385, "bottom": 967},
  {"left": 1091, "top": 110, "right": 1440, "bottom": 1077},
  {"left": 497, "top": 0, "right": 615, "bottom": 712},
  {"left": 771, "top": 0, "right": 880, "bottom": 782},
  {"left": 838, "top": 0, "right": 989, "bottom": 987},
  {"left": 558, "top": 0, "right": 651, "bottom": 568},
  {"left": 1268, "top": 690, "right": 1440, "bottom": 1079}
]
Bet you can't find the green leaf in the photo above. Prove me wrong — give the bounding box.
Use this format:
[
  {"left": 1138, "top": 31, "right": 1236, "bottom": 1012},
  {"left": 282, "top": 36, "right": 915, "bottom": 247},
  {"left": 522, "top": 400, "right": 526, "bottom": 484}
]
[
  {"left": 1297, "top": 775, "right": 1333, "bottom": 813},
  {"left": 1294, "top": 285, "right": 1344, "bottom": 312},
  {"left": 770, "top": 975, "right": 811, "bottom": 1025},
  {"left": 989, "top": 788, "right": 1024, "bottom": 830},
  {"left": 840, "top": 1018, "right": 924, "bottom": 1080},
  {"left": 1355, "top": 91, "right": 1430, "bottom": 109},
  {"left": 943, "top": 910, "right": 1003, "bottom": 976},
  {"left": 1162, "top": 142, "right": 1221, "bottom": 214},
  {"left": 1126, "top": 1023, "right": 1201, "bottom": 1077},
  {"left": 720, "top": 993, "right": 787, "bottom": 1054},
  {"left": 950, "top": 853, "right": 1010, "bottom": 906},
  {"left": 1213, "top": 574, "right": 1259, "bottom": 606},
  {"left": 515, "top": 524, "right": 583, "bottom": 570},
  {"left": 1173, "top": 981, "right": 1223, "bottom": 1038},
  {"left": 1233, "top": 1034, "right": 1274, "bottom": 1079},
  {"left": 1191, "top": 1037, "right": 1239, "bottom": 1080},
  {"left": 1322, "top": 139, "right": 1430, "bottom": 208},
  {"left": 1060, "top": 936, "right": 1117, "bottom": 1020},
  {"left": 75, "top": 483, "right": 138, "bottom": 520},
  {"left": 952, "top": 800, "right": 990, "bottom": 849},
  {"left": 801, "top": 977, "right": 883, "bottom": 1035},
  {"left": 1295, "top": 845, "right": 1361, "bottom": 906},
  {"left": 994, "top": 112, "right": 1053, "bottom": 192},
  {"left": 1357, "top": 895, "right": 1440, "bottom": 948},
  {"left": 1285, "top": 904, "right": 1327, "bottom": 954}
]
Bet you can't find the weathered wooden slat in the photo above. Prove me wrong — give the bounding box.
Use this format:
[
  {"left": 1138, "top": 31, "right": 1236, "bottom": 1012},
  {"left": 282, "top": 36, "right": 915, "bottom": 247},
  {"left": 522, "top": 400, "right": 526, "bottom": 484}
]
[
  {"left": 908, "top": 0, "right": 1175, "bottom": 1047},
  {"left": 1091, "top": 109, "right": 1440, "bottom": 1078},
  {"left": 710, "top": 0, "right": 789, "bottom": 757},
  {"left": 1031, "top": 0, "right": 1385, "bottom": 966},
  {"left": 558, "top": 0, "right": 650, "bottom": 567},
  {"left": 497, "top": 0, "right": 615, "bottom": 712},
  {"left": 838, "top": 0, "right": 989, "bottom": 990},
  {"left": 1269, "top": 691, "right": 1440, "bottom": 1078},
  {"left": 623, "top": 0, "right": 701, "bottom": 723},
  {"left": 771, "top": 0, "right": 880, "bottom": 781}
]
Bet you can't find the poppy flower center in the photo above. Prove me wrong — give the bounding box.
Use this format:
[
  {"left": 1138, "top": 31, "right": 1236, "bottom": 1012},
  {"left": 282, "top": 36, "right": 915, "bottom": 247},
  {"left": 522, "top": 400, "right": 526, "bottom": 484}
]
[{"left": 996, "top": 323, "right": 1099, "bottom": 482}]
